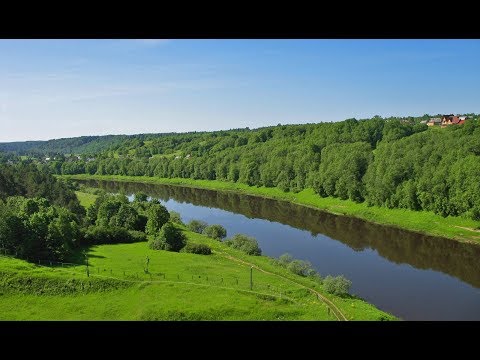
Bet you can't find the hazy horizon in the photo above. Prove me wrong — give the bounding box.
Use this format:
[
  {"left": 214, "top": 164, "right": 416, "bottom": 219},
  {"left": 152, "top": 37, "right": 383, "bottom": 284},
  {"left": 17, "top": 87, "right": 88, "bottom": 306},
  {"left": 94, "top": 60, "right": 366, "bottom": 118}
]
[{"left": 1, "top": 39, "right": 479, "bottom": 142}]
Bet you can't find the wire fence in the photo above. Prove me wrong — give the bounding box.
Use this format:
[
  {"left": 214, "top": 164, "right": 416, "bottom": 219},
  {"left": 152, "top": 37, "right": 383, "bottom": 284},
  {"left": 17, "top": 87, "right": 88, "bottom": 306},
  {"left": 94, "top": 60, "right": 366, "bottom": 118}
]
[{"left": 0, "top": 251, "right": 314, "bottom": 305}]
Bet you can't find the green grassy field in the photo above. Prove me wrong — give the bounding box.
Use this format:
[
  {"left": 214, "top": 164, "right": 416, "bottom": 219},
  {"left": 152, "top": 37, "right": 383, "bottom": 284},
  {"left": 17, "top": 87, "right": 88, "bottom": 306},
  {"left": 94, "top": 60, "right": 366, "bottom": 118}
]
[
  {"left": 75, "top": 190, "right": 98, "bottom": 208},
  {"left": 64, "top": 174, "right": 480, "bottom": 244},
  {"left": 0, "top": 226, "right": 395, "bottom": 320}
]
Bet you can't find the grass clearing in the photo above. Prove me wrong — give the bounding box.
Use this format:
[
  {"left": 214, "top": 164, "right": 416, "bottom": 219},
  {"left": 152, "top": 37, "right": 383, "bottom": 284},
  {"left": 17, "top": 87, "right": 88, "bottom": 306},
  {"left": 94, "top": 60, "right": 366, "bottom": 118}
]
[{"left": 75, "top": 191, "right": 98, "bottom": 208}]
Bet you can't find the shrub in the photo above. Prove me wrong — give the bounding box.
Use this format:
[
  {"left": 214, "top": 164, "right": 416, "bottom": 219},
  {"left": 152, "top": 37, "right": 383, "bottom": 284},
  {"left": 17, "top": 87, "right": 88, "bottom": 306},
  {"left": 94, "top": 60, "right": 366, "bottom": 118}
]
[
  {"left": 134, "top": 192, "right": 148, "bottom": 202},
  {"left": 187, "top": 220, "right": 208, "bottom": 234},
  {"left": 202, "top": 224, "right": 227, "bottom": 240},
  {"left": 323, "top": 275, "right": 352, "bottom": 296},
  {"left": 274, "top": 253, "right": 320, "bottom": 279},
  {"left": 182, "top": 243, "right": 212, "bottom": 255},
  {"left": 128, "top": 230, "right": 147, "bottom": 243},
  {"left": 148, "top": 222, "right": 186, "bottom": 252},
  {"left": 277, "top": 253, "right": 294, "bottom": 267},
  {"left": 225, "top": 234, "right": 261, "bottom": 256},
  {"left": 169, "top": 211, "right": 184, "bottom": 225},
  {"left": 287, "top": 259, "right": 317, "bottom": 277},
  {"left": 83, "top": 226, "right": 135, "bottom": 245}
]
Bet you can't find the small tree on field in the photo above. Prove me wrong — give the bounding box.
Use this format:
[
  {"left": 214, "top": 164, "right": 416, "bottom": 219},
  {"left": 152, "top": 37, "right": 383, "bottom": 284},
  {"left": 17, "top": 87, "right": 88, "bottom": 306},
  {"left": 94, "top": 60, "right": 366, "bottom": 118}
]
[
  {"left": 323, "top": 275, "right": 352, "bottom": 296},
  {"left": 149, "top": 222, "right": 186, "bottom": 252},
  {"left": 225, "top": 234, "right": 261, "bottom": 256},
  {"left": 187, "top": 220, "right": 208, "bottom": 234},
  {"left": 169, "top": 211, "right": 184, "bottom": 225},
  {"left": 202, "top": 224, "right": 227, "bottom": 240}
]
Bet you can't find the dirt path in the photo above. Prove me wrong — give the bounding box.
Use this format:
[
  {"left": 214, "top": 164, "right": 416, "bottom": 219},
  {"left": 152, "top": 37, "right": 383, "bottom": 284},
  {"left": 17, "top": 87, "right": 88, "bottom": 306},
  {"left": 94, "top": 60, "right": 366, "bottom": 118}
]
[
  {"left": 454, "top": 226, "right": 480, "bottom": 233},
  {"left": 216, "top": 252, "right": 348, "bottom": 321}
]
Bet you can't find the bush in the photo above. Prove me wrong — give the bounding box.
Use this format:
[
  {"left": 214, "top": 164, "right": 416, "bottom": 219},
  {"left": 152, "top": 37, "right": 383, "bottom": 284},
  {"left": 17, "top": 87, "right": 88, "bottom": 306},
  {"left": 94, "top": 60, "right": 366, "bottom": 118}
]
[
  {"left": 134, "top": 192, "right": 148, "bottom": 202},
  {"left": 128, "top": 230, "right": 147, "bottom": 243},
  {"left": 287, "top": 259, "right": 317, "bottom": 277},
  {"left": 323, "top": 275, "right": 352, "bottom": 296},
  {"left": 187, "top": 220, "right": 208, "bottom": 234},
  {"left": 202, "top": 224, "right": 227, "bottom": 240},
  {"left": 169, "top": 211, "right": 184, "bottom": 225},
  {"left": 277, "top": 253, "right": 294, "bottom": 267},
  {"left": 83, "top": 226, "right": 135, "bottom": 245},
  {"left": 182, "top": 243, "right": 212, "bottom": 255},
  {"left": 148, "top": 222, "right": 186, "bottom": 252},
  {"left": 225, "top": 234, "right": 261, "bottom": 256},
  {"left": 274, "top": 253, "right": 319, "bottom": 279}
]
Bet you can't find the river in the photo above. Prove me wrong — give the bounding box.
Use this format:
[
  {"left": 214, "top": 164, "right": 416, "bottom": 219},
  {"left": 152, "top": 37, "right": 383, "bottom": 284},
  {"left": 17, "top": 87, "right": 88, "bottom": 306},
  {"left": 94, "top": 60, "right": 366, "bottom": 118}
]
[{"left": 79, "top": 179, "right": 480, "bottom": 320}]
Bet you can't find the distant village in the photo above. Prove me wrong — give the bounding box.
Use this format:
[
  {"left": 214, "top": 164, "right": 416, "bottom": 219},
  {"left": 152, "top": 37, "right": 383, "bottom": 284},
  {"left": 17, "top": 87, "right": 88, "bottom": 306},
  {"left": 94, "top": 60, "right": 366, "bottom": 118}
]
[{"left": 422, "top": 114, "right": 468, "bottom": 127}]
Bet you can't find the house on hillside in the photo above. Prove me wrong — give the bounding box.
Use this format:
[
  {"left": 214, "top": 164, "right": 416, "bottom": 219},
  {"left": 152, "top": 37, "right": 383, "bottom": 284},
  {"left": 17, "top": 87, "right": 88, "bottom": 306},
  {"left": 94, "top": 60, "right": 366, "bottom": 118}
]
[
  {"left": 441, "top": 114, "right": 467, "bottom": 127},
  {"left": 427, "top": 118, "right": 442, "bottom": 127}
]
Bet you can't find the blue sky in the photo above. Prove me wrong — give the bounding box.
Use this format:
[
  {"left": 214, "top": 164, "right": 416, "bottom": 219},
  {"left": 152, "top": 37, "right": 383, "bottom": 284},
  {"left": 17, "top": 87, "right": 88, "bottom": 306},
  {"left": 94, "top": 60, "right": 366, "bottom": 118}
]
[{"left": 0, "top": 39, "right": 479, "bottom": 142}]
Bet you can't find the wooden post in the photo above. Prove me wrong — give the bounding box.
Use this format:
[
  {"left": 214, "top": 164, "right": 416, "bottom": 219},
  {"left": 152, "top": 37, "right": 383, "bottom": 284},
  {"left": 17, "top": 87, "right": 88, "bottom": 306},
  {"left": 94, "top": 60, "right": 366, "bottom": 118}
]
[
  {"left": 250, "top": 266, "right": 253, "bottom": 290},
  {"left": 85, "top": 254, "right": 89, "bottom": 277}
]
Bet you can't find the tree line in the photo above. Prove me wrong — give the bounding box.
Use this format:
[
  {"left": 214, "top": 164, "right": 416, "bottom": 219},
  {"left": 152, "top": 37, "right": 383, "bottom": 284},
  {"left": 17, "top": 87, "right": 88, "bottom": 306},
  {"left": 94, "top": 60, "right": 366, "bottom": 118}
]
[{"left": 3, "top": 115, "right": 480, "bottom": 220}]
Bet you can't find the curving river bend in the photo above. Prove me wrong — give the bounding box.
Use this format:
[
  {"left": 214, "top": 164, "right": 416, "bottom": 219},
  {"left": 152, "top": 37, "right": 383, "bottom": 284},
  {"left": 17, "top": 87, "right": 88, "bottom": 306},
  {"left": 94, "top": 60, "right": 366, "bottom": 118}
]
[{"left": 80, "top": 179, "right": 480, "bottom": 320}]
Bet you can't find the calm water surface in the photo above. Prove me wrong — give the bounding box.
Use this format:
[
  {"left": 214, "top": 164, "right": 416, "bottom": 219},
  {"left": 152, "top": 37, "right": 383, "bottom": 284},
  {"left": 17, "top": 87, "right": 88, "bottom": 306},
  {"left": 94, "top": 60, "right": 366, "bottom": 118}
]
[{"left": 81, "top": 180, "right": 480, "bottom": 320}]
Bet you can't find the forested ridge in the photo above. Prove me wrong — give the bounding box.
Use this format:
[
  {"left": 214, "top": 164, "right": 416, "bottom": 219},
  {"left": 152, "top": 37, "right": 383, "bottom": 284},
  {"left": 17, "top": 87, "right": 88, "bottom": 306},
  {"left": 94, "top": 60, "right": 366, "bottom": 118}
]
[{"left": 2, "top": 115, "right": 480, "bottom": 220}]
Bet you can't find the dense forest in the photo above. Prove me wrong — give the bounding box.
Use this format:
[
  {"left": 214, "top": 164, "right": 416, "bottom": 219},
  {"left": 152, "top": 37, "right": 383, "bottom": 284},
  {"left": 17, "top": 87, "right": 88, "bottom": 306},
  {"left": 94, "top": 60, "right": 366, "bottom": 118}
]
[
  {"left": 0, "top": 135, "right": 128, "bottom": 155},
  {"left": 0, "top": 163, "right": 179, "bottom": 261},
  {"left": 2, "top": 114, "right": 480, "bottom": 220}
]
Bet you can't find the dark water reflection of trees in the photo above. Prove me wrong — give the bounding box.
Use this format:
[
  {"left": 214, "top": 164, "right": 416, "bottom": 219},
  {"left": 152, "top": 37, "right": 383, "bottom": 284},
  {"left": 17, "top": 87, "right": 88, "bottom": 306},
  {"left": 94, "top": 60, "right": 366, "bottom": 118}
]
[{"left": 81, "top": 180, "right": 480, "bottom": 289}]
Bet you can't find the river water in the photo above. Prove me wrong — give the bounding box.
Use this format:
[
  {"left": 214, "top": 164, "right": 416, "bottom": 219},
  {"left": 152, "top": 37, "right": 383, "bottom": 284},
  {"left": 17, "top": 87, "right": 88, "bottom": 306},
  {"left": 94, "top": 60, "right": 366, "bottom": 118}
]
[{"left": 80, "top": 179, "right": 480, "bottom": 320}]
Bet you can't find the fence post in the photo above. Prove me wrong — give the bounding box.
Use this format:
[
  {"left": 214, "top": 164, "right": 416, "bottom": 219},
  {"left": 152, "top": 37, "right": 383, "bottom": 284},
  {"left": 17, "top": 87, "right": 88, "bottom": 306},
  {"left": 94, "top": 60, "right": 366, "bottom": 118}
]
[
  {"left": 250, "top": 266, "right": 253, "bottom": 290},
  {"left": 85, "top": 254, "right": 89, "bottom": 278},
  {"left": 177, "top": 274, "right": 179, "bottom": 280}
]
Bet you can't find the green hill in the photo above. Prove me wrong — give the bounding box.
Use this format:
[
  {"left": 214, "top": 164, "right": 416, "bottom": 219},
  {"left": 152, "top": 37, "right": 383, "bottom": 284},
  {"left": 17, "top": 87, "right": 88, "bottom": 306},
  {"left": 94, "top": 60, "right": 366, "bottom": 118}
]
[{"left": 0, "top": 227, "right": 395, "bottom": 321}]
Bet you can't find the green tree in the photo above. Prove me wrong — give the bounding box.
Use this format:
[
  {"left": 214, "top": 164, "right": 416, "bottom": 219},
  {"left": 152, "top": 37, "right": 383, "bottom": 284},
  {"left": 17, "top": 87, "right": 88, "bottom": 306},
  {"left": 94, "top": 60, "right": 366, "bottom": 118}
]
[
  {"left": 202, "top": 224, "right": 227, "bottom": 240},
  {"left": 149, "top": 222, "right": 186, "bottom": 252},
  {"left": 323, "top": 275, "right": 352, "bottom": 296},
  {"left": 225, "top": 234, "right": 261, "bottom": 255},
  {"left": 187, "top": 219, "right": 208, "bottom": 234},
  {"left": 145, "top": 203, "right": 170, "bottom": 236}
]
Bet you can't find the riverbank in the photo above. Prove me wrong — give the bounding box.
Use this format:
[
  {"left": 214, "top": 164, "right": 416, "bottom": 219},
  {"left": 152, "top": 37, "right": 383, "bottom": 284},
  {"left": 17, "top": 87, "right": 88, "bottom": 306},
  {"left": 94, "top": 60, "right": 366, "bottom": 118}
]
[{"left": 62, "top": 174, "right": 480, "bottom": 244}]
